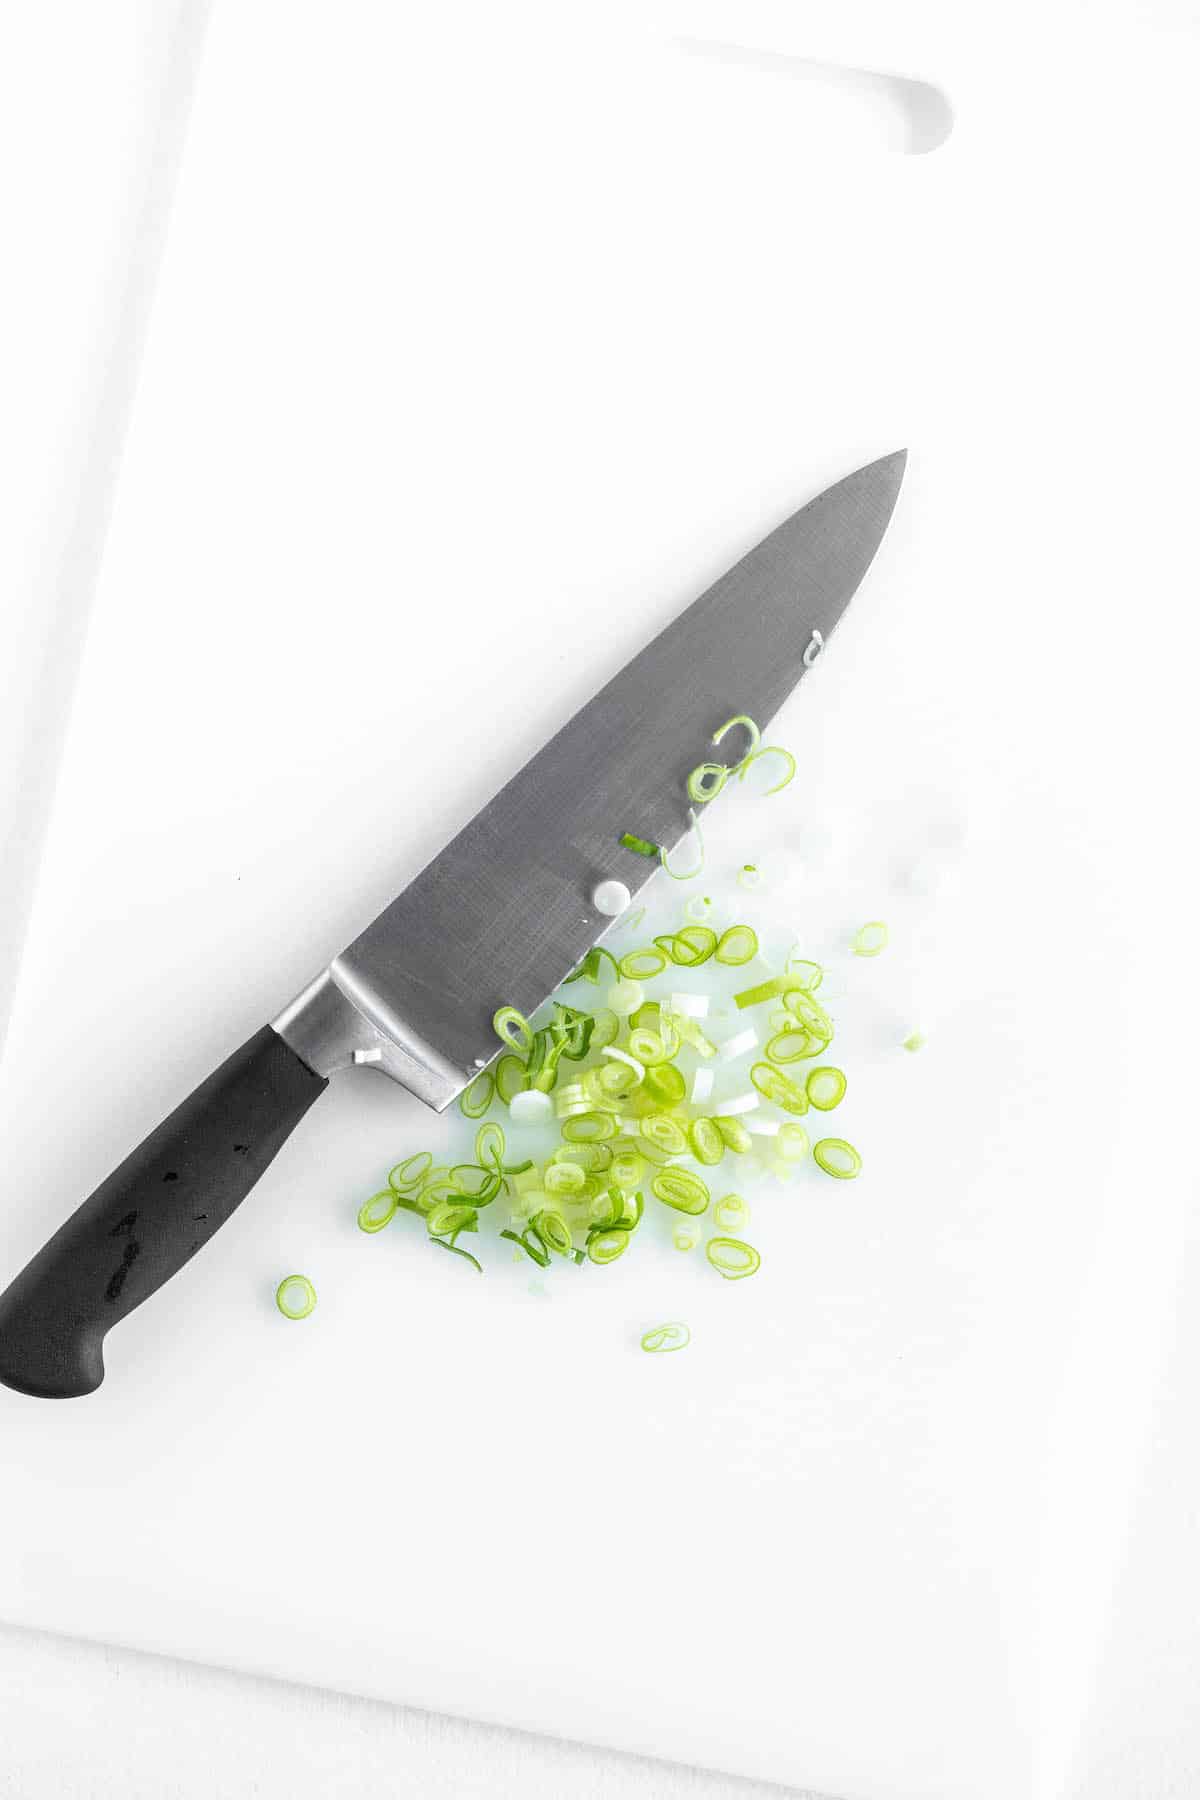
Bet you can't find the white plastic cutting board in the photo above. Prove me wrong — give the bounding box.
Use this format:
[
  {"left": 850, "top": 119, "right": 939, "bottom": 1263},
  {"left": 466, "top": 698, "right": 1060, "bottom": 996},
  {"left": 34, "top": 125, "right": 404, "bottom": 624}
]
[{"left": 2, "top": 5, "right": 1198, "bottom": 1798}]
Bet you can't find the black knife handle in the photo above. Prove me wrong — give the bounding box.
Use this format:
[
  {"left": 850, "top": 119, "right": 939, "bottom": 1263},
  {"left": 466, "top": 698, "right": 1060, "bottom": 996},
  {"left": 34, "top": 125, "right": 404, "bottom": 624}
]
[{"left": 0, "top": 1026, "right": 327, "bottom": 1400}]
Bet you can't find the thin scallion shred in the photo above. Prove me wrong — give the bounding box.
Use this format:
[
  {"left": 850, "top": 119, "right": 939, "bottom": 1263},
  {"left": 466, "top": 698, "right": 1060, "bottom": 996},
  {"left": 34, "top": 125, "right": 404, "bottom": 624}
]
[
  {"left": 686, "top": 762, "right": 729, "bottom": 804},
  {"left": 851, "top": 920, "right": 889, "bottom": 958},
  {"left": 430, "top": 1237, "right": 483, "bottom": 1273},
  {"left": 640, "top": 1322, "right": 691, "bottom": 1353}
]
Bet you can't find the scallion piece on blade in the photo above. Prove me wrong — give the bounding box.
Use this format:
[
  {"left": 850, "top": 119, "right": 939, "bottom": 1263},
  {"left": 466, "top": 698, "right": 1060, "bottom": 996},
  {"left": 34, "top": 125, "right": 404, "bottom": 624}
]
[
  {"left": 651, "top": 1168, "right": 710, "bottom": 1215},
  {"left": 713, "top": 1194, "right": 750, "bottom": 1232},
  {"left": 388, "top": 1151, "right": 432, "bottom": 1193},
  {"left": 851, "top": 920, "right": 889, "bottom": 958},
  {"left": 806, "top": 1066, "right": 847, "bottom": 1111},
  {"left": 689, "top": 1117, "right": 725, "bottom": 1166},
  {"left": 620, "top": 947, "right": 667, "bottom": 980},
  {"left": 492, "top": 1006, "right": 533, "bottom": 1055},
  {"left": 715, "top": 924, "right": 758, "bottom": 966},
  {"left": 711, "top": 714, "right": 762, "bottom": 763},
  {"left": 358, "top": 1191, "right": 398, "bottom": 1234},
  {"left": 705, "top": 1237, "right": 761, "bottom": 1280},
  {"left": 458, "top": 1068, "right": 494, "bottom": 1120},
  {"left": 813, "top": 1137, "right": 862, "bottom": 1179},
  {"left": 902, "top": 1030, "right": 926, "bottom": 1052},
  {"left": 713, "top": 1116, "right": 752, "bottom": 1153},
  {"left": 686, "top": 762, "right": 729, "bottom": 804},
  {"left": 641, "top": 1322, "right": 691, "bottom": 1353},
  {"left": 619, "top": 831, "right": 659, "bottom": 857},
  {"left": 660, "top": 809, "right": 704, "bottom": 880},
  {"left": 275, "top": 1274, "right": 317, "bottom": 1319}
]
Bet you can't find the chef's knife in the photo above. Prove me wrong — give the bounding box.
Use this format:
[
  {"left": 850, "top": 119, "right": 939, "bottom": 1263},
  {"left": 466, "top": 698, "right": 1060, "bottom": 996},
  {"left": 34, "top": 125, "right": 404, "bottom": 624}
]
[{"left": 0, "top": 452, "right": 906, "bottom": 1399}]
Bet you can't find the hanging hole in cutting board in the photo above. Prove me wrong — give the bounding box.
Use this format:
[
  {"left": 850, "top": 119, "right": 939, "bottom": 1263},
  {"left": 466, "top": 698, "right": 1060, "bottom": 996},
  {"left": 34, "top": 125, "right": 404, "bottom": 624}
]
[{"left": 672, "top": 38, "right": 953, "bottom": 156}]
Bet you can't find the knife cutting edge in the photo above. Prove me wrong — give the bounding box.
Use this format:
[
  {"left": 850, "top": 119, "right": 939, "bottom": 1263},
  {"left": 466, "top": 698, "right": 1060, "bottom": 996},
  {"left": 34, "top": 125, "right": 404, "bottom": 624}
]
[{"left": 0, "top": 451, "right": 906, "bottom": 1399}]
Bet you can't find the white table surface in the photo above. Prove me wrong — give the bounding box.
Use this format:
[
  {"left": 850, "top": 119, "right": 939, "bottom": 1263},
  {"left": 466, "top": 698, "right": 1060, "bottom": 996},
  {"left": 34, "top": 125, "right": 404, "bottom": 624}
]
[{"left": 1, "top": 4, "right": 1196, "bottom": 1797}]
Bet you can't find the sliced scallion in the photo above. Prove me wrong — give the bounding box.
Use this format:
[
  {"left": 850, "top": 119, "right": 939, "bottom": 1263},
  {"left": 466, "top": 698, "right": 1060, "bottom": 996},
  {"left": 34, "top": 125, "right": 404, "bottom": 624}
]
[
  {"left": 715, "top": 924, "right": 758, "bottom": 965},
  {"left": 738, "top": 746, "right": 796, "bottom": 795},
  {"left": 619, "top": 831, "right": 659, "bottom": 857},
  {"left": 689, "top": 1117, "right": 725, "bottom": 1166},
  {"left": 750, "top": 1062, "right": 809, "bottom": 1115},
  {"left": 806, "top": 1066, "right": 847, "bottom": 1111},
  {"left": 713, "top": 1194, "right": 749, "bottom": 1232},
  {"left": 686, "top": 762, "right": 729, "bottom": 804},
  {"left": 651, "top": 1168, "right": 710, "bottom": 1215},
  {"left": 275, "top": 1274, "right": 317, "bottom": 1319},
  {"left": 673, "top": 1223, "right": 701, "bottom": 1252},
  {"left": 640, "top": 1114, "right": 689, "bottom": 1157},
  {"left": 388, "top": 1151, "right": 432, "bottom": 1193},
  {"left": 705, "top": 1237, "right": 761, "bottom": 1280},
  {"left": 620, "top": 947, "right": 667, "bottom": 980},
  {"left": 458, "top": 1068, "right": 494, "bottom": 1120},
  {"left": 813, "top": 1137, "right": 861, "bottom": 1178},
  {"left": 660, "top": 809, "right": 704, "bottom": 880},
  {"left": 851, "top": 920, "right": 889, "bottom": 958},
  {"left": 358, "top": 1191, "right": 397, "bottom": 1234},
  {"left": 640, "top": 1322, "right": 691, "bottom": 1353},
  {"left": 713, "top": 1116, "right": 752, "bottom": 1154},
  {"left": 492, "top": 1006, "right": 533, "bottom": 1055},
  {"left": 561, "top": 1110, "right": 619, "bottom": 1143}
]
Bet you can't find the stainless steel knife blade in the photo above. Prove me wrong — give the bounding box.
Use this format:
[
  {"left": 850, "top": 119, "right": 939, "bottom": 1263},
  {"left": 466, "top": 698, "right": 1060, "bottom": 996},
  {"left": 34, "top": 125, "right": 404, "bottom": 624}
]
[{"left": 274, "top": 451, "right": 906, "bottom": 1109}]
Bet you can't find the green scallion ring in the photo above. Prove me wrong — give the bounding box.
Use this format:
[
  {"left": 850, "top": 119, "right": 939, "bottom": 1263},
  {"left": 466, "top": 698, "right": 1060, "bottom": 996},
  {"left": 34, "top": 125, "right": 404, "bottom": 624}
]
[
  {"left": 711, "top": 714, "right": 761, "bottom": 762},
  {"left": 555, "top": 1142, "right": 613, "bottom": 1173},
  {"left": 532, "top": 1209, "right": 574, "bottom": 1256},
  {"left": 610, "top": 1150, "right": 646, "bottom": 1190},
  {"left": 643, "top": 1063, "right": 686, "bottom": 1105},
  {"left": 688, "top": 1117, "right": 725, "bottom": 1166},
  {"left": 275, "top": 1273, "right": 317, "bottom": 1319},
  {"left": 766, "top": 1027, "right": 820, "bottom": 1064},
  {"left": 458, "top": 1068, "right": 494, "bottom": 1120},
  {"left": 588, "top": 1008, "right": 620, "bottom": 1050},
  {"left": 806, "top": 1065, "right": 847, "bottom": 1111},
  {"left": 640, "top": 1321, "right": 691, "bottom": 1353},
  {"left": 640, "top": 1114, "right": 689, "bottom": 1157},
  {"left": 813, "top": 1137, "right": 862, "bottom": 1179},
  {"left": 357, "top": 1191, "right": 397, "bottom": 1234},
  {"left": 627, "top": 1026, "right": 670, "bottom": 1067},
  {"left": 388, "top": 1151, "right": 432, "bottom": 1193},
  {"left": 620, "top": 947, "right": 667, "bottom": 980},
  {"left": 715, "top": 924, "right": 758, "bottom": 966},
  {"left": 686, "top": 762, "right": 729, "bottom": 804},
  {"left": 784, "top": 951, "right": 823, "bottom": 990},
  {"left": 587, "top": 1227, "right": 631, "bottom": 1265},
  {"left": 713, "top": 1116, "right": 752, "bottom": 1153},
  {"left": 544, "top": 1161, "right": 587, "bottom": 1197},
  {"left": 492, "top": 1005, "right": 533, "bottom": 1055},
  {"left": 494, "top": 1053, "right": 528, "bottom": 1104},
  {"left": 851, "top": 920, "right": 889, "bottom": 958},
  {"left": 665, "top": 924, "right": 718, "bottom": 967},
  {"left": 705, "top": 1237, "right": 761, "bottom": 1280},
  {"left": 561, "top": 1110, "right": 619, "bottom": 1143},
  {"left": 713, "top": 1194, "right": 749, "bottom": 1232},
  {"left": 426, "top": 1201, "right": 477, "bottom": 1237},
  {"left": 738, "top": 744, "right": 796, "bottom": 795},
  {"left": 651, "top": 1168, "right": 710, "bottom": 1215},
  {"left": 474, "top": 1121, "right": 506, "bottom": 1168},
  {"left": 750, "top": 1061, "right": 809, "bottom": 1114}
]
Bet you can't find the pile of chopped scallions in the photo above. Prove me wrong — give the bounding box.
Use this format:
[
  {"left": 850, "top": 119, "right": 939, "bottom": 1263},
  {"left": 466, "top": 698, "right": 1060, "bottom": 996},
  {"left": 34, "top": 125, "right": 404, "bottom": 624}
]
[{"left": 340, "top": 709, "right": 904, "bottom": 1350}]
